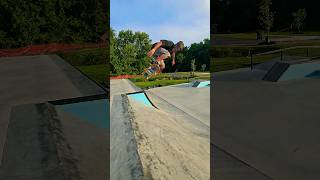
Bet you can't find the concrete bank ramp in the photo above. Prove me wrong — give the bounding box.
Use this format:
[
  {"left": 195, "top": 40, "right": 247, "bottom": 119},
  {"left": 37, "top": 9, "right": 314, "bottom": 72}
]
[
  {"left": 110, "top": 79, "right": 145, "bottom": 180},
  {"left": 192, "top": 80, "right": 210, "bottom": 87},
  {"left": 110, "top": 79, "right": 210, "bottom": 179},
  {"left": 148, "top": 82, "right": 210, "bottom": 127},
  {"left": 0, "top": 54, "right": 106, "bottom": 168},
  {"left": 0, "top": 101, "right": 108, "bottom": 180},
  {"left": 279, "top": 60, "right": 320, "bottom": 81},
  {"left": 261, "top": 58, "right": 320, "bottom": 82},
  {"left": 127, "top": 92, "right": 210, "bottom": 180},
  {"left": 213, "top": 69, "right": 320, "bottom": 180},
  {"left": 127, "top": 91, "right": 156, "bottom": 108}
]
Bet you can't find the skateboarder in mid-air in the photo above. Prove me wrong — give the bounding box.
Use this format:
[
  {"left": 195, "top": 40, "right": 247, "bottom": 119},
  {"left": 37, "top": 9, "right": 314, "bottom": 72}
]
[{"left": 147, "top": 40, "right": 184, "bottom": 73}]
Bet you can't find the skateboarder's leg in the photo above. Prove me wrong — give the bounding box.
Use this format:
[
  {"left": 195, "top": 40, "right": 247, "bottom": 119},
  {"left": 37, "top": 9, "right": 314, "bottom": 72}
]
[{"left": 158, "top": 60, "right": 165, "bottom": 72}]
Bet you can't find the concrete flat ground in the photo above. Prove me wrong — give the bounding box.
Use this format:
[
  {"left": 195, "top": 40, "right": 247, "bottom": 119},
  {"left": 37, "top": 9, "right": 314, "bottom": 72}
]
[
  {"left": 149, "top": 83, "right": 210, "bottom": 127},
  {"left": 110, "top": 79, "right": 210, "bottom": 179},
  {"left": 0, "top": 55, "right": 106, "bottom": 178},
  {"left": 212, "top": 65, "right": 320, "bottom": 179}
]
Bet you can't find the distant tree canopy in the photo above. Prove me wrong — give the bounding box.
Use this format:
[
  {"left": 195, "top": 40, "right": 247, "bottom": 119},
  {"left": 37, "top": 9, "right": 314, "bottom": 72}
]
[
  {"left": 258, "top": 0, "right": 274, "bottom": 42},
  {"left": 110, "top": 29, "right": 152, "bottom": 75},
  {"left": 292, "top": 8, "right": 307, "bottom": 33},
  {"left": 212, "top": 0, "right": 318, "bottom": 33},
  {"left": 171, "top": 39, "right": 210, "bottom": 73},
  {"left": 111, "top": 29, "right": 210, "bottom": 75},
  {"left": 0, "top": 0, "right": 108, "bottom": 48}
]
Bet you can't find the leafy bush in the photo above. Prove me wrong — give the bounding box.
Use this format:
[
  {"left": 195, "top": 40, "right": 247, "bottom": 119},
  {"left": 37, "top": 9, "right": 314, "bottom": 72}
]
[{"left": 0, "top": 0, "right": 108, "bottom": 49}]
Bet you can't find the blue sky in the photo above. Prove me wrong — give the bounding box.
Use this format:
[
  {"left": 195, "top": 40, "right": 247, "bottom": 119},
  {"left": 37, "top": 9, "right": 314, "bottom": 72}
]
[{"left": 111, "top": 0, "right": 210, "bottom": 46}]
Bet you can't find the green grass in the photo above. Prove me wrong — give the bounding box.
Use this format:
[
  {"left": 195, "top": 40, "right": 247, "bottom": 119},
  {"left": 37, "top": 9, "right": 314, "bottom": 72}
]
[
  {"left": 134, "top": 79, "right": 190, "bottom": 89},
  {"left": 212, "top": 46, "right": 320, "bottom": 72},
  {"left": 214, "top": 33, "right": 258, "bottom": 40},
  {"left": 58, "top": 48, "right": 109, "bottom": 88},
  {"left": 213, "top": 40, "right": 320, "bottom": 58},
  {"left": 130, "top": 72, "right": 210, "bottom": 89},
  {"left": 59, "top": 47, "right": 108, "bottom": 66},
  {"left": 76, "top": 64, "right": 108, "bottom": 86},
  {"left": 214, "top": 33, "right": 290, "bottom": 40},
  {"left": 211, "top": 54, "right": 279, "bottom": 72},
  {"left": 270, "top": 31, "right": 320, "bottom": 36},
  {"left": 214, "top": 31, "right": 320, "bottom": 40}
]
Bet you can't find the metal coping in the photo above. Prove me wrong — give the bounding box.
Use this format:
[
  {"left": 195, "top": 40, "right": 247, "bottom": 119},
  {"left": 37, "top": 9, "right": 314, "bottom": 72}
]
[
  {"left": 49, "top": 94, "right": 108, "bottom": 105},
  {"left": 126, "top": 91, "right": 158, "bottom": 109}
]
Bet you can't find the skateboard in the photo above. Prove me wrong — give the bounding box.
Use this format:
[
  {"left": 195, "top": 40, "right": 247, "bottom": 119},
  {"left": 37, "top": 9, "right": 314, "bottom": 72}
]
[{"left": 142, "top": 58, "right": 161, "bottom": 80}]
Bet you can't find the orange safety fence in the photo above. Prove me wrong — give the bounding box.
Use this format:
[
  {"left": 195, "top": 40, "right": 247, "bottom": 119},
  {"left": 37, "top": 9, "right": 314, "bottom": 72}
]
[
  {"left": 110, "top": 75, "right": 139, "bottom": 79},
  {"left": 0, "top": 43, "right": 107, "bottom": 57}
]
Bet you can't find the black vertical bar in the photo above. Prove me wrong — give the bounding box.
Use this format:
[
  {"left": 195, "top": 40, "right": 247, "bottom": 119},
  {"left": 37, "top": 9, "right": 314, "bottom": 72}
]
[
  {"left": 250, "top": 50, "right": 253, "bottom": 71},
  {"left": 281, "top": 51, "right": 283, "bottom": 61},
  {"left": 307, "top": 48, "right": 309, "bottom": 57}
]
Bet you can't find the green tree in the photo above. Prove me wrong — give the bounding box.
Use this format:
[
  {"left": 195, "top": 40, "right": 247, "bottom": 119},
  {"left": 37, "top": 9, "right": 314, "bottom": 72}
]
[
  {"left": 258, "top": 0, "right": 274, "bottom": 43},
  {"left": 292, "top": 8, "right": 307, "bottom": 33},
  {"left": 191, "top": 59, "right": 196, "bottom": 75},
  {"left": 201, "top": 64, "right": 207, "bottom": 72},
  {"left": 110, "top": 29, "right": 151, "bottom": 75},
  {"left": 0, "top": 0, "right": 107, "bottom": 48},
  {"left": 175, "top": 53, "right": 185, "bottom": 71}
]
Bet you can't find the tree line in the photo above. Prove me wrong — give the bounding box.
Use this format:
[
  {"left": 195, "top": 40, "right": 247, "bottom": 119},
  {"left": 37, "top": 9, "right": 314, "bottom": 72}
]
[
  {"left": 110, "top": 29, "right": 210, "bottom": 75},
  {"left": 0, "top": 0, "right": 108, "bottom": 49},
  {"left": 212, "top": 0, "right": 317, "bottom": 33}
]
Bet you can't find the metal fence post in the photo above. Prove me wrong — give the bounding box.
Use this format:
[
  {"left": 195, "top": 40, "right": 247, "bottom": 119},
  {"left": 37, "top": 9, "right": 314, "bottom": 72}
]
[{"left": 250, "top": 50, "right": 253, "bottom": 71}]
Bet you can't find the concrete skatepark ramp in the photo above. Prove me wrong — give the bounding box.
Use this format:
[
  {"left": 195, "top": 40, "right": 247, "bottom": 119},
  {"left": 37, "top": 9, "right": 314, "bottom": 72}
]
[
  {"left": 149, "top": 82, "right": 210, "bottom": 127},
  {"left": 0, "top": 55, "right": 109, "bottom": 180},
  {"left": 127, "top": 91, "right": 157, "bottom": 108},
  {"left": 262, "top": 58, "right": 320, "bottom": 82},
  {"left": 212, "top": 57, "right": 320, "bottom": 180},
  {"left": 111, "top": 79, "right": 210, "bottom": 180},
  {"left": 192, "top": 80, "right": 211, "bottom": 87}
]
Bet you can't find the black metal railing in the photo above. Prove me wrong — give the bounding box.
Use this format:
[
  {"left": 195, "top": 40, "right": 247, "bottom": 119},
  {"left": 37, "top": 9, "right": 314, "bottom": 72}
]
[{"left": 250, "top": 46, "right": 320, "bottom": 71}]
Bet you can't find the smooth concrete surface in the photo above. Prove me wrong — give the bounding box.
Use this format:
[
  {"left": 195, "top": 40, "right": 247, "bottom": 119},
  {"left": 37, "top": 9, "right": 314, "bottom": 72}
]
[
  {"left": 110, "top": 79, "right": 144, "bottom": 180},
  {"left": 57, "top": 107, "right": 109, "bottom": 180},
  {"left": 0, "top": 104, "right": 65, "bottom": 180},
  {"left": 212, "top": 63, "right": 320, "bottom": 180},
  {"left": 212, "top": 144, "right": 273, "bottom": 180},
  {"left": 128, "top": 97, "right": 210, "bottom": 180},
  {"left": 111, "top": 79, "right": 210, "bottom": 179},
  {"left": 110, "top": 79, "right": 141, "bottom": 107},
  {"left": 0, "top": 55, "right": 105, "bottom": 171},
  {"left": 0, "top": 102, "right": 109, "bottom": 180},
  {"left": 279, "top": 61, "right": 320, "bottom": 81},
  {"left": 149, "top": 82, "right": 210, "bottom": 127}
]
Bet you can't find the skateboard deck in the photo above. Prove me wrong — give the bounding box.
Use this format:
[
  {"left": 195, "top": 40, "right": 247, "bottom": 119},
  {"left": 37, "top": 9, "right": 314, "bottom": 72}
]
[{"left": 142, "top": 63, "right": 160, "bottom": 80}]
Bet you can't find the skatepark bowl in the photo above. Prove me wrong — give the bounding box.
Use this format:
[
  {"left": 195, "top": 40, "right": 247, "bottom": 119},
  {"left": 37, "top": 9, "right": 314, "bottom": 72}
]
[
  {"left": 278, "top": 61, "right": 320, "bottom": 81},
  {"left": 53, "top": 97, "right": 109, "bottom": 129},
  {"left": 192, "top": 80, "right": 210, "bottom": 87},
  {"left": 127, "top": 91, "right": 156, "bottom": 108}
]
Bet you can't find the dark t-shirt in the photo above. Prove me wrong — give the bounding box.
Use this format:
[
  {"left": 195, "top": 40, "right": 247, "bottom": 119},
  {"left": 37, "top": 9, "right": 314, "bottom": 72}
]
[{"left": 151, "top": 40, "right": 174, "bottom": 53}]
